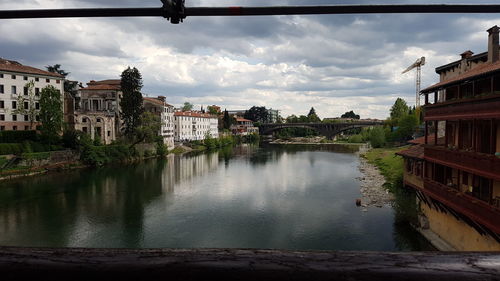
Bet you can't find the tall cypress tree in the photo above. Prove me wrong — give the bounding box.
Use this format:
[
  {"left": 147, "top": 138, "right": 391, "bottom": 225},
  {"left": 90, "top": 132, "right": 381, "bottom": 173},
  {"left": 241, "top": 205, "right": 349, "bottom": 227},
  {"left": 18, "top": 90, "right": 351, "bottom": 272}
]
[{"left": 120, "top": 67, "right": 144, "bottom": 138}]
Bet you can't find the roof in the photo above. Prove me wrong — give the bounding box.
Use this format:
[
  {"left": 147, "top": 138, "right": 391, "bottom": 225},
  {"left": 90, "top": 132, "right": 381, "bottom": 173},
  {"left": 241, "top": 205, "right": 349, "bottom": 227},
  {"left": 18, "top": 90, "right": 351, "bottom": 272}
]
[
  {"left": 434, "top": 51, "right": 488, "bottom": 74},
  {"left": 80, "top": 84, "right": 121, "bottom": 91},
  {"left": 408, "top": 136, "right": 432, "bottom": 145},
  {"left": 421, "top": 60, "right": 500, "bottom": 93},
  {"left": 396, "top": 145, "right": 424, "bottom": 160},
  {"left": 143, "top": 97, "right": 173, "bottom": 107},
  {"left": 0, "top": 58, "right": 64, "bottom": 78},
  {"left": 175, "top": 111, "right": 217, "bottom": 118},
  {"left": 88, "top": 79, "right": 120, "bottom": 85},
  {"left": 236, "top": 118, "right": 253, "bottom": 122}
]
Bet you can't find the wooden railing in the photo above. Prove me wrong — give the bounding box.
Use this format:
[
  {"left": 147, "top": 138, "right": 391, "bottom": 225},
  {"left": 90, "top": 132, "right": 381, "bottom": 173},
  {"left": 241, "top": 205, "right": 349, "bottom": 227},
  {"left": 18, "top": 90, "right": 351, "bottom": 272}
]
[
  {"left": 423, "top": 179, "right": 500, "bottom": 234},
  {"left": 424, "top": 146, "right": 500, "bottom": 181},
  {"left": 0, "top": 247, "right": 498, "bottom": 281},
  {"left": 424, "top": 94, "right": 500, "bottom": 120}
]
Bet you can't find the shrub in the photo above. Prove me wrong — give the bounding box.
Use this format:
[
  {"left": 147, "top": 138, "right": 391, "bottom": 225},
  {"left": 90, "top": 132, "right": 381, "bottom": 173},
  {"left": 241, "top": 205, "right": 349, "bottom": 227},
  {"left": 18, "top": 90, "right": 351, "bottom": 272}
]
[
  {"left": 0, "top": 130, "right": 38, "bottom": 143},
  {"left": 369, "top": 127, "right": 386, "bottom": 148},
  {"left": 156, "top": 141, "right": 168, "bottom": 156},
  {"left": 62, "top": 129, "right": 80, "bottom": 149},
  {"left": 80, "top": 144, "right": 132, "bottom": 166},
  {"left": 347, "top": 134, "right": 363, "bottom": 143},
  {"left": 0, "top": 143, "right": 24, "bottom": 155}
]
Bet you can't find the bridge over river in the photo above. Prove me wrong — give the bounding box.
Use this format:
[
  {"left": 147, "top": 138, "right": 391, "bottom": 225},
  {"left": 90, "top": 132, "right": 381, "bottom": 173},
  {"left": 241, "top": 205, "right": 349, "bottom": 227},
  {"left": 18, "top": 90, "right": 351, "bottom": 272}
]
[{"left": 260, "top": 121, "right": 383, "bottom": 139}]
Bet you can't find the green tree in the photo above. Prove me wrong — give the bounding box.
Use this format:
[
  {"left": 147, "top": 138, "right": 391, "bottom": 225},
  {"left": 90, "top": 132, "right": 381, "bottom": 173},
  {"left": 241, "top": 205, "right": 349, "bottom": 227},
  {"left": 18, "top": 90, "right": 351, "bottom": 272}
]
[
  {"left": 244, "top": 106, "right": 268, "bottom": 123},
  {"left": 13, "top": 80, "right": 38, "bottom": 130},
  {"left": 369, "top": 126, "right": 386, "bottom": 148},
  {"left": 222, "top": 109, "right": 234, "bottom": 129},
  {"left": 307, "top": 107, "right": 321, "bottom": 122},
  {"left": 341, "top": 110, "right": 360, "bottom": 119},
  {"left": 132, "top": 111, "right": 162, "bottom": 146},
  {"left": 46, "top": 64, "right": 78, "bottom": 94},
  {"left": 207, "top": 105, "right": 220, "bottom": 115},
  {"left": 182, "top": 102, "right": 194, "bottom": 112},
  {"left": 120, "top": 67, "right": 144, "bottom": 138},
  {"left": 39, "top": 85, "right": 63, "bottom": 144},
  {"left": 390, "top": 98, "right": 409, "bottom": 124},
  {"left": 395, "top": 113, "right": 418, "bottom": 141}
]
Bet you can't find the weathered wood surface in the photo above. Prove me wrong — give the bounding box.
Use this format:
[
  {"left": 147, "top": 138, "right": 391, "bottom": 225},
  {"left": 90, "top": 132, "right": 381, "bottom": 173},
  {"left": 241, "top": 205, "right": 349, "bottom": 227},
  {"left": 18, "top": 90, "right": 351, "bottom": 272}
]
[{"left": 0, "top": 247, "right": 499, "bottom": 281}]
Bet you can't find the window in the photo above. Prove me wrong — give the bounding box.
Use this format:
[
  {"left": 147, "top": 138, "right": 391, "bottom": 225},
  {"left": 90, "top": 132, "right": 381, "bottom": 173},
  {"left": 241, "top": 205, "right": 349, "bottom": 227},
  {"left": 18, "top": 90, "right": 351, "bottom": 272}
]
[
  {"left": 46, "top": 78, "right": 50, "bottom": 83},
  {"left": 56, "top": 80, "right": 60, "bottom": 84},
  {"left": 24, "top": 115, "right": 28, "bottom": 121},
  {"left": 24, "top": 87, "right": 28, "bottom": 95},
  {"left": 11, "top": 75, "right": 16, "bottom": 79},
  {"left": 11, "top": 85, "right": 16, "bottom": 94},
  {"left": 82, "top": 117, "right": 87, "bottom": 123},
  {"left": 24, "top": 102, "right": 29, "bottom": 109},
  {"left": 0, "top": 114, "right": 4, "bottom": 121},
  {"left": 0, "top": 101, "right": 3, "bottom": 108},
  {"left": 12, "top": 126, "right": 17, "bottom": 131},
  {"left": 35, "top": 115, "right": 40, "bottom": 122},
  {"left": 35, "top": 102, "right": 39, "bottom": 110},
  {"left": 0, "top": 73, "right": 3, "bottom": 78},
  {"left": 0, "top": 126, "right": 4, "bottom": 131},
  {"left": 0, "top": 85, "right": 3, "bottom": 93},
  {"left": 23, "top": 76, "right": 28, "bottom": 81},
  {"left": 24, "top": 126, "right": 29, "bottom": 130},
  {"left": 35, "top": 88, "right": 39, "bottom": 96},
  {"left": 107, "top": 131, "right": 111, "bottom": 137},
  {"left": 12, "top": 114, "right": 17, "bottom": 121},
  {"left": 35, "top": 77, "right": 39, "bottom": 82},
  {"left": 12, "top": 101, "right": 16, "bottom": 109}
]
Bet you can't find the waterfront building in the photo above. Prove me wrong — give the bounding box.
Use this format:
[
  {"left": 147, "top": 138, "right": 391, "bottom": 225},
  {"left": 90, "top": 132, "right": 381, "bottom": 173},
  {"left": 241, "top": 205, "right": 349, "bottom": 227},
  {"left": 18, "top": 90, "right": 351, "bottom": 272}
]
[
  {"left": 266, "top": 108, "right": 280, "bottom": 123},
  {"left": 230, "top": 117, "right": 259, "bottom": 135},
  {"left": 74, "top": 79, "right": 122, "bottom": 144},
  {"left": 399, "top": 26, "right": 500, "bottom": 250},
  {"left": 144, "top": 96, "right": 175, "bottom": 149},
  {"left": 174, "top": 111, "right": 218, "bottom": 142},
  {"left": 0, "top": 58, "right": 64, "bottom": 131},
  {"left": 227, "top": 109, "right": 247, "bottom": 117}
]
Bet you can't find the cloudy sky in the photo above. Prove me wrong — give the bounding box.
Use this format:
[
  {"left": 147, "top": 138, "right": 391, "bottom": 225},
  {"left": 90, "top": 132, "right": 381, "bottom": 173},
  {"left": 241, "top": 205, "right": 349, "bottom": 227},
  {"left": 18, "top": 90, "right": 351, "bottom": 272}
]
[{"left": 1, "top": 0, "right": 500, "bottom": 119}]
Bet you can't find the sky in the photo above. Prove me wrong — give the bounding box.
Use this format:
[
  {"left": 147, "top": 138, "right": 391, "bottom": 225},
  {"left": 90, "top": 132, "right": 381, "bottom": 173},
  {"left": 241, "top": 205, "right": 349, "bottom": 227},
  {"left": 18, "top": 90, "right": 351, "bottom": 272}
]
[{"left": 1, "top": 1, "right": 500, "bottom": 119}]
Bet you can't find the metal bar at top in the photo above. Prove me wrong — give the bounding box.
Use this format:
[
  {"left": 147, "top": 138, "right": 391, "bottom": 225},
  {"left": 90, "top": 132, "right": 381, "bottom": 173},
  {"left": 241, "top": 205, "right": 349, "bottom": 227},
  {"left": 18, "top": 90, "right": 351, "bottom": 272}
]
[{"left": 2, "top": 5, "right": 500, "bottom": 20}]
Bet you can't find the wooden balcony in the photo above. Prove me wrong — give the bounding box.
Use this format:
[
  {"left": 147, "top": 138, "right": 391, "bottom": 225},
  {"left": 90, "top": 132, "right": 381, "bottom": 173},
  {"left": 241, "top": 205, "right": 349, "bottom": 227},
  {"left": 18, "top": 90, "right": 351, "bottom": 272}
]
[
  {"left": 424, "top": 94, "right": 500, "bottom": 121},
  {"left": 424, "top": 145, "right": 500, "bottom": 181},
  {"left": 422, "top": 179, "right": 500, "bottom": 234}
]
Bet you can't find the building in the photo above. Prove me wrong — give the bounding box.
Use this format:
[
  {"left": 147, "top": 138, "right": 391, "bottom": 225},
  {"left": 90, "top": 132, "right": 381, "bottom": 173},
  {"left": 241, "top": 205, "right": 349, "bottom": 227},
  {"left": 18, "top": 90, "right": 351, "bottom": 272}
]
[
  {"left": 266, "top": 108, "right": 280, "bottom": 123},
  {"left": 227, "top": 109, "right": 247, "bottom": 117},
  {"left": 230, "top": 117, "right": 259, "bottom": 135},
  {"left": 174, "top": 111, "right": 218, "bottom": 142},
  {"left": 74, "top": 79, "right": 122, "bottom": 144},
  {"left": 0, "top": 58, "right": 64, "bottom": 131},
  {"left": 399, "top": 26, "right": 500, "bottom": 250},
  {"left": 144, "top": 96, "right": 175, "bottom": 149}
]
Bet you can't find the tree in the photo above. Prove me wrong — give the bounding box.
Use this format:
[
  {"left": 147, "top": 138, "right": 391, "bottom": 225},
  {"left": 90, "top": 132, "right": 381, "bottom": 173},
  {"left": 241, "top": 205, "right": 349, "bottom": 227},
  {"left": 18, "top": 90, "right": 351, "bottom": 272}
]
[
  {"left": 120, "top": 67, "right": 144, "bottom": 138},
  {"left": 390, "top": 98, "right": 409, "bottom": 123},
  {"left": 181, "top": 102, "right": 194, "bottom": 112},
  {"left": 39, "top": 85, "right": 63, "bottom": 143},
  {"left": 369, "top": 126, "right": 386, "bottom": 148},
  {"left": 46, "top": 64, "right": 77, "bottom": 94},
  {"left": 132, "top": 111, "right": 162, "bottom": 146},
  {"left": 307, "top": 107, "right": 321, "bottom": 122},
  {"left": 244, "top": 106, "right": 268, "bottom": 123},
  {"left": 13, "top": 80, "right": 38, "bottom": 130},
  {"left": 207, "top": 105, "right": 220, "bottom": 115},
  {"left": 394, "top": 113, "right": 418, "bottom": 141},
  {"left": 341, "top": 110, "right": 360, "bottom": 119},
  {"left": 46, "top": 64, "right": 69, "bottom": 77},
  {"left": 222, "top": 110, "right": 234, "bottom": 129}
]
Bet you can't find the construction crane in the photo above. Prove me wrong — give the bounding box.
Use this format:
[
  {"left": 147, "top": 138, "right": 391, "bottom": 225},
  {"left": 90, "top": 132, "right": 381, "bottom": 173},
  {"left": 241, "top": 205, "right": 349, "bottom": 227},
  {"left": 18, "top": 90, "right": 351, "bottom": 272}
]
[{"left": 402, "top": 57, "right": 426, "bottom": 107}]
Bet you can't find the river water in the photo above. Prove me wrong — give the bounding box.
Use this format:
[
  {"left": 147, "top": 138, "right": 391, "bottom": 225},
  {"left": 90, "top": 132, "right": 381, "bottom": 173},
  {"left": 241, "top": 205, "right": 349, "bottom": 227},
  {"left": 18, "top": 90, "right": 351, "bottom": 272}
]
[{"left": 0, "top": 144, "right": 433, "bottom": 250}]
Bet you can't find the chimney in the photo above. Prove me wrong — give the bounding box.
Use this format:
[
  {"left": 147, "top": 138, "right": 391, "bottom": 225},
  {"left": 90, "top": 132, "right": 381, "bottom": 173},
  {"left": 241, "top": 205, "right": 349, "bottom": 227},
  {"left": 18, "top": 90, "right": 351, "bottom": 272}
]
[
  {"left": 459, "top": 50, "right": 473, "bottom": 73},
  {"left": 158, "top": 95, "right": 166, "bottom": 102},
  {"left": 487, "top": 25, "right": 499, "bottom": 63}
]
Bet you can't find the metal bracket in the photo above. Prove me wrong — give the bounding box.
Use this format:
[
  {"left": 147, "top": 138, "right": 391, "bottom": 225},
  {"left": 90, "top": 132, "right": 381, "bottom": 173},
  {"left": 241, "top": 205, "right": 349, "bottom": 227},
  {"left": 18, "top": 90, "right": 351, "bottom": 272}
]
[{"left": 161, "top": 0, "right": 185, "bottom": 24}]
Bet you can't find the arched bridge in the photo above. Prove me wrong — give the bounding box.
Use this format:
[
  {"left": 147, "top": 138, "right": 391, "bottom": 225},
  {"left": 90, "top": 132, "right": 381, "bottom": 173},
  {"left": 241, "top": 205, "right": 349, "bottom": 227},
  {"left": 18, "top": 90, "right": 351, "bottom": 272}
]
[{"left": 260, "top": 121, "right": 383, "bottom": 139}]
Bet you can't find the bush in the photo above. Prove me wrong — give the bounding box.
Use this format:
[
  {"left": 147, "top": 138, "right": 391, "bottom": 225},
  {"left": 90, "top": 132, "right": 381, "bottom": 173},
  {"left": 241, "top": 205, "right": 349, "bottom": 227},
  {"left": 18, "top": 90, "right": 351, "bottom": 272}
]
[
  {"left": 156, "top": 141, "right": 168, "bottom": 156},
  {"left": 62, "top": 129, "right": 80, "bottom": 149},
  {"left": 347, "top": 134, "right": 363, "bottom": 143},
  {"left": 0, "top": 143, "right": 24, "bottom": 155},
  {"left": 369, "top": 127, "right": 386, "bottom": 148},
  {"left": 0, "top": 130, "right": 38, "bottom": 143}
]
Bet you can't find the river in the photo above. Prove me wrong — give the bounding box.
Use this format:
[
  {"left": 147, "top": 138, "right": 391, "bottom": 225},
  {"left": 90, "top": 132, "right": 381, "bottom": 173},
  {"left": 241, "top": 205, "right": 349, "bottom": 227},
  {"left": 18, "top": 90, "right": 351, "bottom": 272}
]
[{"left": 0, "top": 144, "right": 433, "bottom": 250}]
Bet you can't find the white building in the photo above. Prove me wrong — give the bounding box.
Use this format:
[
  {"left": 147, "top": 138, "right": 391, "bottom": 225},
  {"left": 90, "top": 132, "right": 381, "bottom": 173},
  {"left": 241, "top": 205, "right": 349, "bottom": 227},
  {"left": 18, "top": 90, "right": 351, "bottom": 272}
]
[
  {"left": 144, "top": 96, "right": 175, "bottom": 149},
  {"left": 0, "top": 58, "right": 64, "bottom": 131},
  {"left": 174, "top": 111, "right": 219, "bottom": 142}
]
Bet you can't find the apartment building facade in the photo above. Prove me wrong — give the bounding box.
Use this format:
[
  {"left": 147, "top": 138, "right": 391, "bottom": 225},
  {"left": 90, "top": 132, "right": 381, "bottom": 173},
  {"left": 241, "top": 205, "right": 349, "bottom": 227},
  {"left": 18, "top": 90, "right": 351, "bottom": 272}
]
[
  {"left": 0, "top": 58, "right": 64, "bottom": 131},
  {"left": 144, "top": 96, "right": 175, "bottom": 149},
  {"left": 174, "top": 111, "right": 218, "bottom": 142},
  {"left": 400, "top": 26, "right": 500, "bottom": 250}
]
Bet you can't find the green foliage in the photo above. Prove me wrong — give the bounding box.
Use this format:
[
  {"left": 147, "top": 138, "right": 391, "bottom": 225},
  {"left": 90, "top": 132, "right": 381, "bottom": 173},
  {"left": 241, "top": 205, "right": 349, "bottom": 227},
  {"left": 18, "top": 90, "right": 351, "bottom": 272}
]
[
  {"left": 0, "top": 141, "right": 62, "bottom": 155},
  {"left": 155, "top": 141, "right": 168, "bottom": 156},
  {"left": 120, "top": 66, "right": 144, "bottom": 137},
  {"left": 0, "top": 144, "right": 24, "bottom": 155},
  {"left": 390, "top": 98, "right": 409, "bottom": 125},
  {"left": 80, "top": 144, "right": 132, "bottom": 166},
  {"left": 207, "top": 105, "right": 220, "bottom": 115},
  {"left": 13, "top": 80, "right": 38, "bottom": 130},
  {"left": 39, "top": 85, "right": 63, "bottom": 144},
  {"left": 244, "top": 106, "right": 269, "bottom": 123},
  {"left": 62, "top": 129, "right": 79, "bottom": 149},
  {"left": 182, "top": 102, "right": 194, "bottom": 112},
  {"left": 363, "top": 147, "right": 405, "bottom": 192},
  {"left": 307, "top": 107, "right": 321, "bottom": 122},
  {"left": 347, "top": 134, "right": 363, "bottom": 143},
  {"left": 133, "top": 111, "right": 161, "bottom": 144},
  {"left": 170, "top": 146, "right": 187, "bottom": 154},
  {"left": 0, "top": 130, "right": 37, "bottom": 143},
  {"left": 341, "top": 110, "right": 360, "bottom": 119},
  {"left": 222, "top": 110, "right": 234, "bottom": 130},
  {"left": 394, "top": 114, "right": 418, "bottom": 141},
  {"left": 369, "top": 126, "right": 386, "bottom": 148},
  {"left": 93, "top": 135, "right": 103, "bottom": 146},
  {"left": 244, "top": 133, "right": 260, "bottom": 143}
]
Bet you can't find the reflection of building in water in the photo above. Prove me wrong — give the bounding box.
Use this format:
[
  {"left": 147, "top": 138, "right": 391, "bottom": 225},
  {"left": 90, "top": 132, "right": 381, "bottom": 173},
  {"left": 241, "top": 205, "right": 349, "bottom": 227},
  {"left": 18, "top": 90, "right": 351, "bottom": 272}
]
[{"left": 172, "top": 152, "right": 220, "bottom": 184}]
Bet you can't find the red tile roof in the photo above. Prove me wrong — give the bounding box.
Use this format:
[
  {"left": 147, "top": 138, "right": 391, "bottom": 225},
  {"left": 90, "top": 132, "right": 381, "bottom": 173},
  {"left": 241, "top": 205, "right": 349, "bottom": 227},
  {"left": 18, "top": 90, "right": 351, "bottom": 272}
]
[
  {"left": 88, "top": 79, "right": 120, "bottom": 85},
  {"left": 0, "top": 58, "right": 64, "bottom": 78},
  {"left": 80, "top": 84, "right": 121, "bottom": 91},
  {"left": 236, "top": 118, "right": 253, "bottom": 122},
  {"left": 143, "top": 97, "right": 173, "bottom": 107},
  {"left": 421, "top": 60, "right": 500, "bottom": 93},
  {"left": 396, "top": 145, "right": 424, "bottom": 160},
  {"left": 175, "top": 111, "right": 216, "bottom": 118}
]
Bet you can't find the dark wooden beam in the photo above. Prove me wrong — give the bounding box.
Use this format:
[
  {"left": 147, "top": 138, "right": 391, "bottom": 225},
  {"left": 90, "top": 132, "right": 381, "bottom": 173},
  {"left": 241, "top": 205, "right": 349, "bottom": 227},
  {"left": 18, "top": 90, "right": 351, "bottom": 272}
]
[{"left": 0, "top": 247, "right": 498, "bottom": 281}]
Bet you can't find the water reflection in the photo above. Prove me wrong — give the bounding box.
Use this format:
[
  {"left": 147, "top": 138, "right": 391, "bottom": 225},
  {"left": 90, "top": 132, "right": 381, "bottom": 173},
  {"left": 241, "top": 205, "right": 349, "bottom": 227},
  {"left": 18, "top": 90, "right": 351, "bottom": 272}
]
[{"left": 0, "top": 144, "right": 432, "bottom": 250}]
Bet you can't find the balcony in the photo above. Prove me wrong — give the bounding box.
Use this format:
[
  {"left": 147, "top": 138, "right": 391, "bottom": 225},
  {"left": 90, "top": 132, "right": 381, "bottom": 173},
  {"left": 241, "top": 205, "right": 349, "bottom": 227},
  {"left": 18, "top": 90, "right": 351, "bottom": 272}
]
[
  {"left": 424, "top": 145, "right": 500, "bottom": 181},
  {"left": 423, "top": 179, "right": 500, "bottom": 234},
  {"left": 424, "top": 93, "right": 500, "bottom": 121}
]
